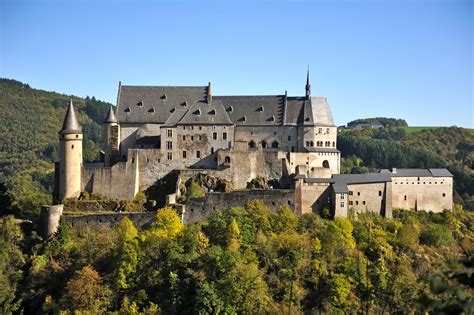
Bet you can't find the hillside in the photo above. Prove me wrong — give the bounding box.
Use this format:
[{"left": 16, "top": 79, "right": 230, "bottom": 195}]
[
  {"left": 338, "top": 126, "right": 474, "bottom": 210},
  {"left": 0, "top": 78, "right": 111, "bottom": 216}
]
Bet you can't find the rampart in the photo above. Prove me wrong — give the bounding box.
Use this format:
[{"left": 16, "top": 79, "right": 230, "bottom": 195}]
[
  {"left": 183, "top": 189, "right": 295, "bottom": 224},
  {"left": 64, "top": 212, "right": 156, "bottom": 232}
]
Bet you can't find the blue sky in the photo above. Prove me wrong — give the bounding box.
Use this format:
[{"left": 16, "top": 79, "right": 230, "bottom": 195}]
[{"left": 1, "top": 0, "right": 472, "bottom": 127}]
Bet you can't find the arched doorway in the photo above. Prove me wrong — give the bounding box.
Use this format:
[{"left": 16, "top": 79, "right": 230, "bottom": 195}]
[{"left": 323, "top": 160, "right": 330, "bottom": 168}]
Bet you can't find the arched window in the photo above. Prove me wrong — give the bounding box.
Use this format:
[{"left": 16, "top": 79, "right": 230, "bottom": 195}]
[
  {"left": 225, "top": 156, "right": 231, "bottom": 164},
  {"left": 261, "top": 141, "right": 267, "bottom": 149},
  {"left": 249, "top": 141, "right": 256, "bottom": 149},
  {"left": 271, "top": 141, "right": 279, "bottom": 148},
  {"left": 310, "top": 141, "right": 314, "bottom": 147},
  {"left": 322, "top": 160, "right": 330, "bottom": 168},
  {"left": 332, "top": 141, "right": 335, "bottom": 147}
]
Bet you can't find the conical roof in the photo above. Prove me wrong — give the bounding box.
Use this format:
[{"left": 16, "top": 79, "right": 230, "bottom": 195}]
[
  {"left": 104, "top": 106, "right": 118, "bottom": 123},
  {"left": 60, "top": 99, "right": 82, "bottom": 134}
]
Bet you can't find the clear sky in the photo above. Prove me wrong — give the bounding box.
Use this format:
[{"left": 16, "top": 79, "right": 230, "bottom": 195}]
[{"left": 1, "top": 0, "right": 472, "bottom": 127}]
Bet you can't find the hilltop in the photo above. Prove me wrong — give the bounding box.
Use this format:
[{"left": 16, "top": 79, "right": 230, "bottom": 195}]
[{"left": 0, "top": 78, "right": 111, "bottom": 215}]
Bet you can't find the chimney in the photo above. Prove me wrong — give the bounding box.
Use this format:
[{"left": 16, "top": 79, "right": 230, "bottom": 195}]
[
  {"left": 207, "top": 82, "right": 212, "bottom": 103},
  {"left": 391, "top": 167, "right": 397, "bottom": 174}
]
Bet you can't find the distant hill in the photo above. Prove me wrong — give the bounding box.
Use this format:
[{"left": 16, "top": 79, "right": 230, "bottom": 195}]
[
  {"left": 347, "top": 117, "right": 408, "bottom": 128},
  {"left": 0, "top": 78, "right": 111, "bottom": 216}
]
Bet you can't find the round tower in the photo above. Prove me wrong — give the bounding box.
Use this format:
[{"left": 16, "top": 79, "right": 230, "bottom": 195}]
[
  {"left": 59, "top": 99, "right": 83, "bottom": 200},
  {"left": 104, "top": 106, "right": 120, "bottom": 166}
]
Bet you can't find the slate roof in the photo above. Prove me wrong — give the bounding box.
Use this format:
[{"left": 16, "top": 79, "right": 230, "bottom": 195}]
[
  {"left": 117, "top": 85, "right": 207, "bottom": 123},
  {"left": 61, "top": 99, "right": 82, "bottom": 134},
  {"left": 333, "top": 183, "right": 349, "bottom": 194},
  {"left": 214, "top": 95, "right": 285, "bottom": 126},
  {"left": 163, "top": 109, "right": 188, "bottom": 127},
  {"left": 306, "top": 147, "right": 340, "bottom": 153},
  {"left": 429, "top": 169, "right": 453, "bottom": 177},
  {"left": 104, "top": 106, "right": 118, "bottom": 123},
  {"left": 332, "top": 173, "right": 392, "bottom": 184},
  {"left": 378, "top": 168, "right": 452, "bottom": 177},
  {"left": 178, "top": 100, "right": 233, "bottom": 125},
  {"left": 115, "top": 84, "right": 335, "bottom": 127}
]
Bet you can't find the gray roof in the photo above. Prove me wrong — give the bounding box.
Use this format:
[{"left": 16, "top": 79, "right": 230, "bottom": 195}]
[
  {"left": 178, "top": 100, "right": 233, "bottom": 125},
  {"left": 332, "top": 173, "right": 392, "bottom": 184},
  {"left": 379, "top": 168, "right": 445, "bottom": 177},
  {"left": 163, "top": 108, "right": 188, "bottom": 127},
  {"left": 115, "top": 84, "right": 334, "bottom": 127},
  {"left": 105, "top": 106, "right": 118, "bottom": 123},
  {"left": 429, "top": 168, "right": 453, "bottom": 177},
  {"left": 117, "top": 85, "right": 207, "bottom": 123},
  {"left": 214, "top": 95, "right": 285, "bottom": 126},
  {"left": 304, "top": 178, "right": 335, "bottom": 184},
  {"left": 333, "top": 183, "right": 349, "bottom": 194},
  {"left": 60, "top": 99, "right": 82, "bottom": 134},
  {"left": 306, "top": 147, "right": 340, "bottom": 153}
]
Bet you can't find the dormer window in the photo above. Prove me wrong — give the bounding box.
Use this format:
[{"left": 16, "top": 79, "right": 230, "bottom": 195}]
[
  {"left": 124, "top": 107, "right": 131, "bottom": 113},
  {"left": 238, "top": 116, "right": 246, "bottom": 122},
  {"left": 227, "top": 106, "right": 233, "bottom": 112},
  {"left": 257, "top": 106, "right": 264, "bottom": 112},
  {"left": 170, "top": 108, "right": 176, "bottom": 113},
  {"left": 148, "top": 108, "right": 155, "bottom": 114},
  {"left": 161, "top": 94, "right": 167, "bottom": 100},
  {"left": 181, "top": 101, "right": 188, "bottom": 107},
  {"left": 269, "top": 116, "right": 275, "bottom": 122},
  {"left": 208, "top": 109, "right": 216, "bottom": 115},
  {"left": 193, "top": 109, "right": 201, "bottom": 116},
  {"left": 305, "top": 117, "right": 310, "bottom": 122},
  {"left": 136, "top": 101, "right": 143, "bottom": 106}
]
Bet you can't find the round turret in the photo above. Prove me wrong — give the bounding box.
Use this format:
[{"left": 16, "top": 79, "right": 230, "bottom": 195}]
[
  {"left": 59, "top": 99, "right": 83, "bottom": 200},
  {"left": 104, "top": 106, "right": 120, "bottom": 166}
]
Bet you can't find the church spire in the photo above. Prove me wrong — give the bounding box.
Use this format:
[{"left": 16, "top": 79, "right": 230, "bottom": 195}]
[
  {"left": 60, "top": 99, "right": 82, "bottom": 134},
  {"left": 305, "top": 65, "right": 311, "bottom": 98}
]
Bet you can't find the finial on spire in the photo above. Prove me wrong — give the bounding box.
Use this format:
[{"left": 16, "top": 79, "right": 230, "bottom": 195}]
[
  {"left": 105, "top": 106, "right": 118, "bottom": 123},
  {"left": 207, "top": 82, "right": 212, "bottom": 103},
  {"left": 305, "top": 65, "right": 311, "bottom": 98},
  {"left": 60, "top": 99, "right": 82, "bottom": 134}
]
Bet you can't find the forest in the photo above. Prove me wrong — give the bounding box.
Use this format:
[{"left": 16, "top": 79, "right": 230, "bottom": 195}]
[
  {"left": 1, "top": 203, "right": 473, "bottom": 313},
  {"left": 0, "top": 79, "right": 473, "bottom": 313}
]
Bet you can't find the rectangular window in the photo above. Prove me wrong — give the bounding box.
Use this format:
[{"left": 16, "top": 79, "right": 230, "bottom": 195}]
[
  {"left": 349, "top": 201, "right": 353, "bottom": 205},
  {"left": 167, "top": 152, "right": 172, "bottom": 160},
  {"left": 288, "top": 135, "right": 291, "bottom": 141},
  {"left": 379, "top": 191, "right": 382, "bottom": 196},
  {"left": 340, "top": 202, "right": 344, "bottom": 207},
  {"left": 357, "top": 192, "right": 360, "bottom": 196},
  {"left": 182, "top": 135, "right": 186, "bottom": 141},
  {"left": 363, "top": 201, "right": 366, "bottom": 205},
  {"left": 356, "top": 201, "right": 359, "bottom": 205},
  {"left": 167, "top": 129, "right": 173, "bottom": 137},
  {"left": 404, "top": 195, "right": 407, "bottom": 201},
  {"left": 182, "top": 151, "right": 187, "bottom": 159},
  {"left": 196, "top": 151, "right": 201, "bottom": 158},
  {"left": 349, "top": 191, "right": 353, "bottom": 196},
  {"left": 223, "top": 132, "right": 227, "bottom": 140},
  {"left": 213, "top": 132, "right": 217, "bottom": 140},
  {"left": 166, "top": 141, "right": 173, "bottom": 150},
  {"left": 340, "top": 194, "right": 344, "bottom": 200},
  {"left": 191, "top": 136, "right": 194, "bottom": 141}
]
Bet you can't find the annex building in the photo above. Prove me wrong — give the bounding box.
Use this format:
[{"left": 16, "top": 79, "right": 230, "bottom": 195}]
[{"left": 54, "top": 71, "right": 453, "bottom": 218}]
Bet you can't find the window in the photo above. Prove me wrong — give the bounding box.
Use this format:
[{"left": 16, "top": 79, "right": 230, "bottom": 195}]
[
  {"left": 262, "top": 141, "right": 267, "bottom": 149},
  {"left": 306, "top": 141, "right": 310, "bottom": 146},
  {"left": 213, "top": 132, "right": 217, "bottom": 140},
  {"left": 167, "top": 129, "right": 173, "bottom": 137},
  {"left": 318, "top": 128, "right": 322, "bottom": 133},
  {"left": 357, "top": 192, "right": 360, "bottom": 196},
  {"left": 404, "top": 195, "right": 407, "bottom": 201},
  {"left": 340, "top": 202, "right": 345, "bottom": 207},
  {"left": 166, "top": 141, "right": 172, "bottom": 150},
  {"left": 223, "top": 132, "right": 227, "bottom": 140},
  {"left": 363, "top": 201, "right": 366, "bottom": 205},
  {"left": 211, "top": 147, "right": 214, "bottom": 154},
  {"left": 271, "top": 141, "right": 279, "bottom": 148},
  {"left": 332, "top": 141, "right": 335, "bottom": 147},
  {"left": 326, "top": 128, "right": 330, "bottom": 134},
  {"left": 310, "top": 141, "right": 314, "bottom": 147},
  {"left": 71, "top": 145, "right": 74, "bottom": 149},
  {"left": 322, "top": 160, "right": 330, "bottom": 168},
  {"left": 349, "top": 191, "right": 353, "bottom": 196},
  {"left": 249, "top": 141, "right": 256, "bottom": 149},
  {"left": 191, "top": 136, "right": 194, "bottom": 141},
  {"left": 340, "top": 194, "right": 344, "bottom": 200},
  {"left": 349, "top": 201, "right": 353, "bottom": 205},
  {"left": 442, "top": 193, "right": 446, "bottom": 197},
  {"left": 196, "top": 151, "right": 201, "bottom": 158},
  {"left": 182, "top": 135, "right": 186, "bottom": 141},
  {"left": 167, "top": 152, "right": 172, "bottom": 160},
  {"left": 288, "top": 135, "right": 291, "bottom": 141},
  {"left": 224, "top": 156, "right": 231, "bottom": 164},
  {"left": 356, "top": 201, "right": 359, "bottom": 205},
  {"left": 379, "top": 191, "right": 382, "bottom": 196},
  {"left": 182, "top": 151, "right": 187, "bottom": 159}
]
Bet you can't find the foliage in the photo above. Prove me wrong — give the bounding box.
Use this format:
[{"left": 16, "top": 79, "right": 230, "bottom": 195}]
[
  {"left": 2, "top": 203, "right": 473, "bottom": 313},
  {"left": 347, "top": 117, "right": 408, "bottom": 128}
]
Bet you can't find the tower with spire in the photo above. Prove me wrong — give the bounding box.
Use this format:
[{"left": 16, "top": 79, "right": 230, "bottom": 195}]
[
  {"left": 305, "top": 66, "right": 311, "bottom": 98},
  {"left": 104, "top": 106, "right": 120, "bottom": 166},
  {"left": 59, "top": 99, "right": 83, "bottom": 200}
]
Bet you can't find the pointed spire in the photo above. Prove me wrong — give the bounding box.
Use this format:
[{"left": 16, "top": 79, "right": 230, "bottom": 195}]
[
  {"left": 105, "top": 106, "right": 118, "bottom": 123},
  {"left": 60, "top": 99, "right": 82, "bottom": 134},
  {"left": 207, "top": 81, "right": 212, "bottom": 103},
  {"left": 305, "top": 65, "right": 311, "bottom": 98}
]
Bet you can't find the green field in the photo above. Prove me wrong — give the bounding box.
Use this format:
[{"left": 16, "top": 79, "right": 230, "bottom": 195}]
[{"left": 404, "top": 126, "right": 474, "bottom": 134}]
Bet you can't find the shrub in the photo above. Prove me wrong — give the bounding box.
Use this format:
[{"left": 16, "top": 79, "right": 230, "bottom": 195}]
[{"left": 420, "top": 224, "right": 454, "bottom": 247}]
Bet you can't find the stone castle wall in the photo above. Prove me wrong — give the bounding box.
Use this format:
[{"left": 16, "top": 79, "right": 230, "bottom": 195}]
[
  {"left": 183, "top": 189, "right": 295, "bottom": 224},
  {"left": 64, "top": 212, "right": 157, "bottom": 232}
]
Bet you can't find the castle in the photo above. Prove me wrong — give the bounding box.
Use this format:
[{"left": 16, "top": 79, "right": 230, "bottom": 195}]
[{"left": 54, "top": 71, "right": 453, "bottom": 220}]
